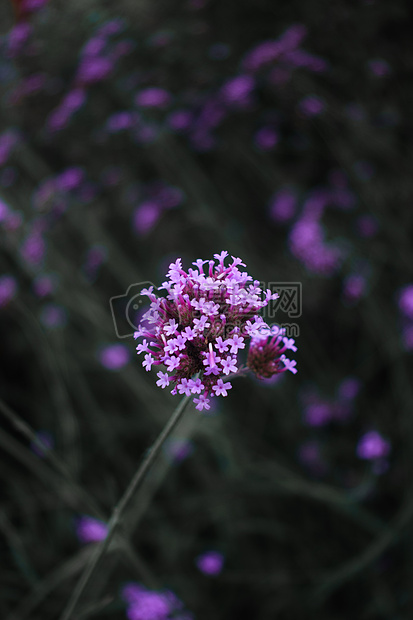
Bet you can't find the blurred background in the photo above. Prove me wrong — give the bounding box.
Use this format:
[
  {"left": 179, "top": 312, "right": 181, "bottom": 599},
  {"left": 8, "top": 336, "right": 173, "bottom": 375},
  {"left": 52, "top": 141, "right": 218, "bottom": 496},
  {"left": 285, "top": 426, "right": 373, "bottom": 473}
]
[{"left": 1, "top": 0, "right": 413, "bottom": 618}]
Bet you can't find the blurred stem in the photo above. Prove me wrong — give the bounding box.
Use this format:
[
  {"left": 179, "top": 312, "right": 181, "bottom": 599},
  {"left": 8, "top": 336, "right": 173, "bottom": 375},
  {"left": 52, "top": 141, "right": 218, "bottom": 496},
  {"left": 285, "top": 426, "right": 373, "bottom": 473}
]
[
  {"left": 0, "top": 397, "right": 103, "bottom": 519},
  {"left": 59, "top": 393, "right": 193, "bottom": 620}
]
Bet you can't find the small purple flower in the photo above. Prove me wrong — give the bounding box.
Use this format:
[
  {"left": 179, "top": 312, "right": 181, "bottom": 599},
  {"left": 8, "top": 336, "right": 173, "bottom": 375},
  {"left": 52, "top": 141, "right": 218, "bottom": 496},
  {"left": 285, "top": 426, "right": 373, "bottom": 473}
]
[
  {"left": 156, "top": 371, "right": 170, "bottom": 388},
  {"left": 135, "top": 88, "right": 171, "bottom": 108},
  {"left": 99, "top": 344, "right": 130, "bottom": 370},
  {"left": 76, "top": 516, "right": 108, "bottom": 544},
  {"left": 357, "top": 431, "right": 391, "bottom": 460},
  {"left": 196, "top": 550, "right": 224, "bottom": 575},
  {"left": 212, "top": 378, "right": 232, "bottom": 397}
]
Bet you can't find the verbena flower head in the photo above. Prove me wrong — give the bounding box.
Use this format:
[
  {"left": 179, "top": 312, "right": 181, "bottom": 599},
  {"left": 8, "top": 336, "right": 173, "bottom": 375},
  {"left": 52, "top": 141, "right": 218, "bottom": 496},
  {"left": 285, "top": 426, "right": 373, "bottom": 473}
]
[
  {"left": 134, "top": 252, "right": 297, "bottom": 410},
  {"left": 247, "top": 326, "right": 297, "bottom": 379}
]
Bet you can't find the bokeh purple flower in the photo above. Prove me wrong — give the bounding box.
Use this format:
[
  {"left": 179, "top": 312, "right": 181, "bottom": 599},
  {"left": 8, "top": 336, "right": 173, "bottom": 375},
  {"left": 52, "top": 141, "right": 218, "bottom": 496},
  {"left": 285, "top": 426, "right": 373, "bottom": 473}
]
[
  {"left": 269, "top": 188, "right": 297, "bottom": 223},
  {"left": 76, "top": 516, "right": 108, "bottom": 544},
  {"left": 196, "top": 550, "right": 224, "bottom": 575},
  {"left": 122, "top": 582, "right": 190, "bottom": 620},
  {"left": 220, "top": 75, "right": 255, "bottom": 105},
  {"left": 357, "top": 431, "right": 391, "bottom": 460},
  {"left": 135, "top": 88, "right": 171, "bottom": 108},
  {"left": 99, "top": 344, "right": 130, "bottom": 370}
]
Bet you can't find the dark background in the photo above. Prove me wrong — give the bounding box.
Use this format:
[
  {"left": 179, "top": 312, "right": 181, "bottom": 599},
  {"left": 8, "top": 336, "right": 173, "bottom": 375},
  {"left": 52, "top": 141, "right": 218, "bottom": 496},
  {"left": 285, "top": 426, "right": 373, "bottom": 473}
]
[{"left": 1, "top": 0, "right": 413, "bottom": 618}]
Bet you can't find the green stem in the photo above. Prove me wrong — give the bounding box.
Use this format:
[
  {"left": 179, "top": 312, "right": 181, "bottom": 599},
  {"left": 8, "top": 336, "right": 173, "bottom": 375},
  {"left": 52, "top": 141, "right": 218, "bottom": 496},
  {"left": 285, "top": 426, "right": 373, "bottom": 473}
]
[{"left": 59, "top": 393, "right": 192, "bottom": 620}]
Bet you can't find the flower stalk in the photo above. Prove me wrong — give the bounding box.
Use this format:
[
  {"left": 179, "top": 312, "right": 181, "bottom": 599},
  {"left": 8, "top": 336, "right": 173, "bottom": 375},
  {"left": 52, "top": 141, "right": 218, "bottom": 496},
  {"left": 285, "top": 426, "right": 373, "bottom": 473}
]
[{"left": 59, "top": 392, "right": 192, "bottom": 620}]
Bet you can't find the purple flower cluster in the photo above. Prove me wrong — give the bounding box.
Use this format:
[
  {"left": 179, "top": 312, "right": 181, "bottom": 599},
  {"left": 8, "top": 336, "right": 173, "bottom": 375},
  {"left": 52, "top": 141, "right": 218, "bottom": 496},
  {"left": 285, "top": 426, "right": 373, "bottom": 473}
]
[
  {"left": 247, "top": 330, "right": 297, "bottom": 379},
  {"left": 134, "top": 252, "right": 297, "bottom": 411},
  {"left": 122, "top": 583, "right": 192, "bottom": 620}
]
